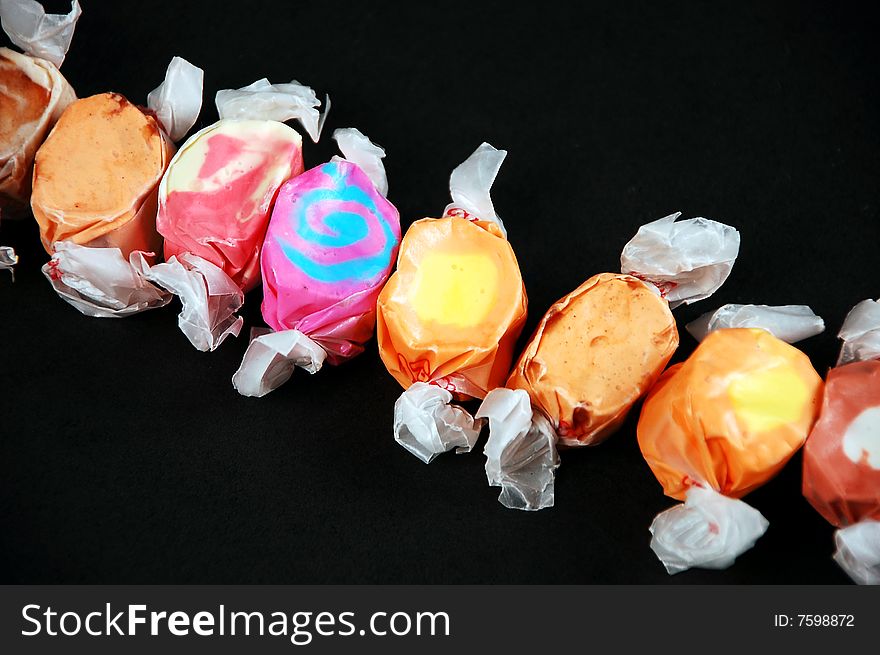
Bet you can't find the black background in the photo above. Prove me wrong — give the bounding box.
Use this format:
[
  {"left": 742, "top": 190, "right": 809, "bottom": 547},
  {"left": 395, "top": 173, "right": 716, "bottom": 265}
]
[{"left": 1, "top": 0, "right": 878, "bottom": 584}]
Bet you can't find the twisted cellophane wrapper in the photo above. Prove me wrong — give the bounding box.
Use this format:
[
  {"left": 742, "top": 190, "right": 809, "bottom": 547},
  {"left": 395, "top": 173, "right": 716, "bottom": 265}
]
[
  {"left": 0, "top": 46, "right": 74, "bottom": 209},
  {"left": 377, "top": 216, "right": 527, "bottom": 401},
  {"left": 507, "top": 272, "right": 677, "bottom": 447},
  {"left": 32, "top": 92, "right": 173, "bottom": 256}
]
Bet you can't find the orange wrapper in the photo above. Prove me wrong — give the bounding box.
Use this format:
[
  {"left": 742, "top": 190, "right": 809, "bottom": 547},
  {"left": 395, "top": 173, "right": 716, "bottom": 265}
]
[
  {"left": 377, "top": 215, "right": 527, "bottom": 400},
  {"left": 639, "top": 327, "right": 823, "bottom": 500},
  {"left": 31, "top": 92, "right": 173, "bottom": 256},
  {"left": 507, "top": 272, "right": 677, "bottom": 446}
]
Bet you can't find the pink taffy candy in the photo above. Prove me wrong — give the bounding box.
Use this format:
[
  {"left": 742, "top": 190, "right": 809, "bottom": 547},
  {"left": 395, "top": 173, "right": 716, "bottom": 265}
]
[
  {"left": 157, "top": 119, "right": 304, "bottom": 292},
  {"left": 261, "top": 158, "right": 400, "bottom": 362},
  {"left": 233, "top": 129, "right": 400, "bottom": 396}
]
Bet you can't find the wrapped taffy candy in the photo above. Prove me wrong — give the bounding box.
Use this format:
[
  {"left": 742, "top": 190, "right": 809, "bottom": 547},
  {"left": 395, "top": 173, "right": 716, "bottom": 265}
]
[
  {"left": 478, "top": 213, "right": 740, "bottom": 510},
  {"left": 232, "top": 128, "right": 400, "bottom": 396},
  {"left": 142, "top": 78, "right": 326, "bottom": 351},
  {"left": 0, "top": 0, "right": 78, "bottom": 211},
  {"left": 803, "top": 299, "right": 880, "bottom": 584},
  {"left": 377, "top": 143, "right": 527, "bottom": 463},
  {"left": 34, "top": 56, "right": 204, "bottom": 316},
  {"left": 639, "top": 306, "right": 825, "bottom": 574},
  {"left": 0, "top": 0, "right": 79, "bottom": 269}
]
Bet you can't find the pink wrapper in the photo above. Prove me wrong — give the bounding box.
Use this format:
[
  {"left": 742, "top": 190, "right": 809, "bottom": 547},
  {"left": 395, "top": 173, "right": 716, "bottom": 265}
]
[{"left": 260, "top": 159, "right": 400, "bottom": 364}]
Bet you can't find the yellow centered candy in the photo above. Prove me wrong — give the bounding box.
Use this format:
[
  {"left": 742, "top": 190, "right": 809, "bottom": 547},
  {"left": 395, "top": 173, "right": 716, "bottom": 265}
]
[
  {"left": 638, "top": 328, "right": 823, "bottom": 500},
  {"left": 376, "top": 216, "right": 527, "bottom": 399},
  {"left": 728, "top": 365, "right": 812, "bottom": 434},
  {"left": 411, "top": 252, "right": 498, "bottom": 327}
]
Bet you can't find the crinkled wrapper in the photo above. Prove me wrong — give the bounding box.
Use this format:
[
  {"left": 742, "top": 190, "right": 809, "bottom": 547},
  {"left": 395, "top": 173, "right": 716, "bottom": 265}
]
[
  {"left": 0, "top": 46, "right": 74, "bottom": 210},
  {"left": 638, "top": 328, "right": 823, "bottom": 500},
  {"left": 261, "top": 159, "right": 401, "bottom": 364},
  {"left": 803, "top": 360, "right": 880, "bottom": 528},
  {"left": 157, "top": 119, "right": 304, "bottom": 293},
  {"left": 377, "top": 216, "right": 527, "bottom": 400},
  {"left": 507, "top": 272, "right": 677, "bottom": 446},
  {"left": 31, "top": 92, "right": 172, "bottom": 256}
]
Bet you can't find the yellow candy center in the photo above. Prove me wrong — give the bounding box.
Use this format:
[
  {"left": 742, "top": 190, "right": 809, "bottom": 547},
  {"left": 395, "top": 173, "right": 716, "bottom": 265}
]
[
  {"left": 411, "top": 252, "right": 498, "bottom": 327},
  {"left": 728, "top": 365, "right": 810, "bottom": 433}
]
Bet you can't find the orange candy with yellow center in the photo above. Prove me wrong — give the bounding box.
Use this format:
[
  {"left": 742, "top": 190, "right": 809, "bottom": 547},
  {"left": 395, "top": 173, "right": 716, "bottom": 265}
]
[
  {"left": 638, "top": 327, "right": 823, "bottom": 501},
  {"left": 377, "top": 216, "right": 527, "bottom": 399}
]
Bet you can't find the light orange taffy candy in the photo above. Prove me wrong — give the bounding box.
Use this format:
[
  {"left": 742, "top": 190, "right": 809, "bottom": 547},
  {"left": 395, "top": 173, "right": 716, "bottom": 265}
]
[
  {"left": 0, "top": 47, "right": 74, "bottom": 209},
  {"left": 507, "top": 272, "right": 677, "bottom": 446},
  {"left": 31, "top": 92, "right": 173, "bottom": 256},
  {"left": 638, "top": 327, "right": 823, "bottom": 501},
  {"left": 377, "top": 216, "right": 527, "bottom": 400}
]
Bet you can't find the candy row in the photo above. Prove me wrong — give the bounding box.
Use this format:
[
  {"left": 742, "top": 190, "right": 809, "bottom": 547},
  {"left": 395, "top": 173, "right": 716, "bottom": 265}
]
[{"left": 1, "top": 2, "right": 877, "bottom": 584}]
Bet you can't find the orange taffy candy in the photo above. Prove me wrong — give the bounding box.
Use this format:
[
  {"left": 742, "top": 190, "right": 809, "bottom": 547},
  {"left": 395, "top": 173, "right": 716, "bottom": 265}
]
[
  {"left": 377, "top": 216, "right": 527, "bottom": 400},
  {"left": 639, "top": 327, "right": 823, "bottom": 501},
  {"left": 31, "top": 92, "right": 173, "bottom": 256},
  {"left": 507, "top": 272, "right": 678, "bottom": 446},
  {"left": 0, "top": 48, "right": 74, "bottom": 210}
]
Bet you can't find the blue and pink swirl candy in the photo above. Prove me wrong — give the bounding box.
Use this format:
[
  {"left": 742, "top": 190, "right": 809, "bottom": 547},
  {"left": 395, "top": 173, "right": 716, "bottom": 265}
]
[{"left": 260, "top": 160, "right": 401, "bottom": 363}]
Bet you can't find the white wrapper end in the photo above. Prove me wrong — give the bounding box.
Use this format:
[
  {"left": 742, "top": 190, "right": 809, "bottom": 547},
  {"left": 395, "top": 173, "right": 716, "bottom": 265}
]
[
  {"left": 443, "top": 142, "right": 507, "bottom": 236},
  {"left": 136, "top": 253, "right": 243, "bottom": 351},
  {"left": 1, "top": 245, "right": 18, "bottom": 279},
  {"left": 477, "top": 388, "right": 559, "bottom": 511},
  {"left": 42, "top": 242, "right": 169, "bottom": 317},
  {"left": 837, "top": 299, "right": 880, "bottom": 366},
  {"left": 686, "top": 304, "right": 825, "bottom": 344},
  {"left": 620, "top": 212, "right": 740, "bottom": 308},
  {"left": 0, "top": 0, "right": 81, "bottom": 67},
  {"left": 649, "top": 485, "right": 769, "bottom": 574},
  {"left": 215, "top": 78, "right": 328, "bottom": 143},
  {"left": 393, "top": 382, "right": 482, "bottom": 464},
  {"left": 146, "top": 56, "right": 204, "bottom": 142},
  {"left": 232, "top": 328, "right": 327, "bottom": 397},
  {"left": 332, "top": 127, "right": 388, "bottom": 197},
  {"left": 833, "top": 521, "right": 880, "bottom": 585}
]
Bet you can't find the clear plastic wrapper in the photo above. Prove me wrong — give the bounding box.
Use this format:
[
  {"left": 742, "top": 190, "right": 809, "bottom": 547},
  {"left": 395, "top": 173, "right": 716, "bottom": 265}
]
[
  {"left": 42, "top": 241, "right": 169, "bottom": 317},
  {"left": 649, "top": 485, "right": 769, "bottom": 574},
  {"left": 837, "top": 298, "right": 880, "bottom": 366},
  {"left": 232, "top": 328, "right": 327, "bottom": 398},
  {"left": 0, "top": 0, "right": 80, "bottom": 67},
  {"left": 687, "top": 303, "right": 825, "bottom": 344},
  {"left": 620, "top": 212, "right": 740, "bottom": 308},
  {"left": 215, "top": 77, "right": 327, "bottom": 143},
  {"left": 394, "top": 382, "right": 482, "bottom": 463},
  {"left": 833, "top": 521, "right": 880, "bottom": 585},
  {"left": 140, "top": 253, "right": 243, "bottom": 351},
  {"left": 639, "top": 327, "right": 823, "bottom": 573},
  {"left": 0, "top": 244, "right": 18, "bottom": 278},
  {"left": 376, "top": 143, "right": 527, "bottom": 462},
  {"left": 477, "top": 388, "right": 559, "bottom": 510},
  {"left": 802, "top": 305, "right": 880, "bottom": 583}
]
